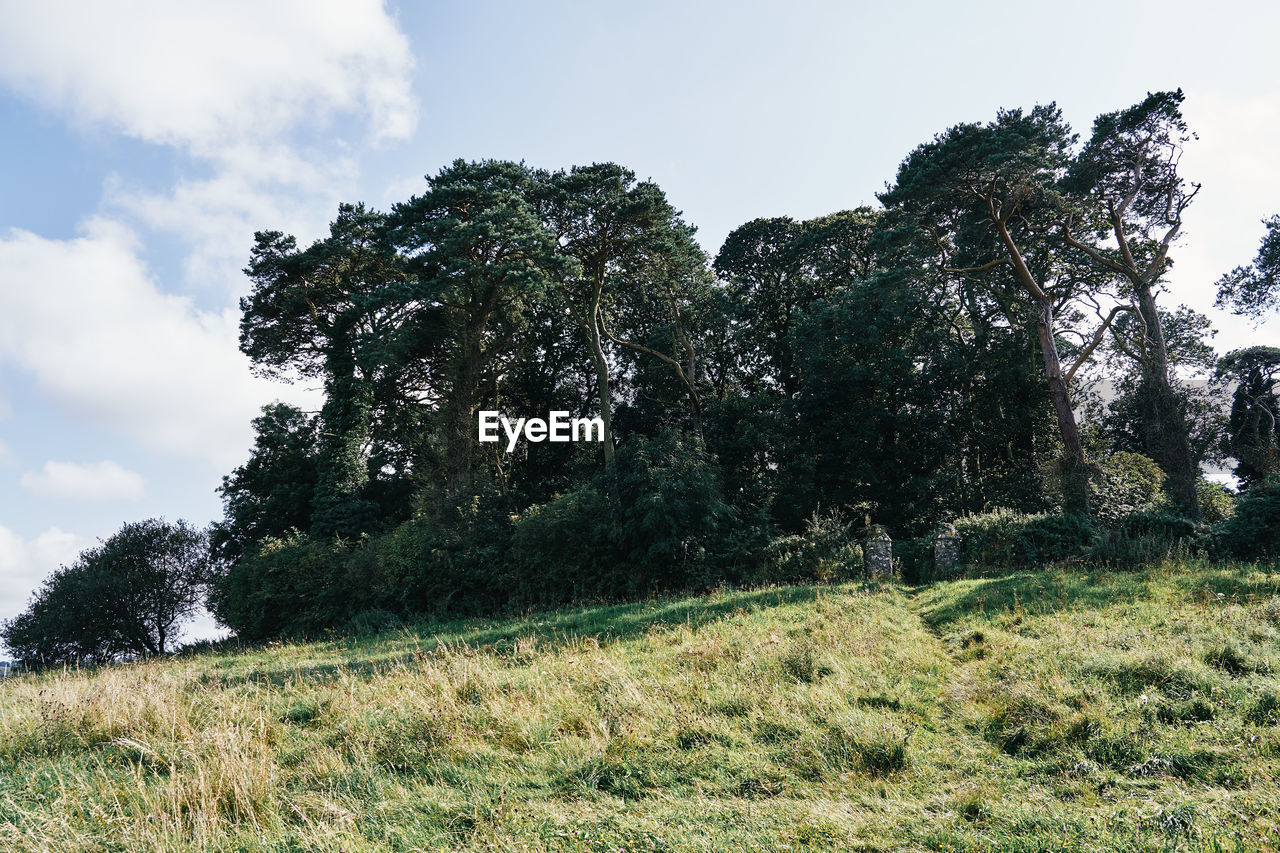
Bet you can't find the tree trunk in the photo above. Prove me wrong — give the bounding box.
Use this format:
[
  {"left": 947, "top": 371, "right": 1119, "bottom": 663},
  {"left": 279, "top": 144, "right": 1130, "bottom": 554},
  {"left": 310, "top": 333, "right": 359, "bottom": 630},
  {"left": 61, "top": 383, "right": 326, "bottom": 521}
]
[
  {"left": 1134, "top": 282, "right": 1200, "bottom": 520},
  {"left": 311, "top": 337, "right": 376, "bottom": 540},
  {"left": 443, "top": 323, "right": 483, "bottom": 503},
  {"left": 995, "top": 218, "right": 1091, "bottom": 515},
  {"left": 1035, "top": 301, "right": 1091, "bottom": 515},
  {"left": 587, "top": 292, "right": 615, "bottom": 467}
]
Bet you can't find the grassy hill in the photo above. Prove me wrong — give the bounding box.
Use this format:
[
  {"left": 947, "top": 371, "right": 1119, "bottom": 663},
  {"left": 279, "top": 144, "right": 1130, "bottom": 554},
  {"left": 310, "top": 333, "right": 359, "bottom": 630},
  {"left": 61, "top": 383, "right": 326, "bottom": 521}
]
[{"left": 2, "top": 561, "right": 1280, "bottom": 852}]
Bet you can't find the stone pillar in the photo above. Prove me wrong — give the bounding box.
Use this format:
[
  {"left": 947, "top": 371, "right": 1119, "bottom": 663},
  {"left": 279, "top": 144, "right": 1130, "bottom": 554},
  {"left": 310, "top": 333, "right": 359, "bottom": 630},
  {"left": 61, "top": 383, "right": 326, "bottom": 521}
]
[
  {"left": 864, "top": 526, "right": 894, "bottom": 579},
  {"left": 934, "top": 523, "right": 961, "bottom": 577}
]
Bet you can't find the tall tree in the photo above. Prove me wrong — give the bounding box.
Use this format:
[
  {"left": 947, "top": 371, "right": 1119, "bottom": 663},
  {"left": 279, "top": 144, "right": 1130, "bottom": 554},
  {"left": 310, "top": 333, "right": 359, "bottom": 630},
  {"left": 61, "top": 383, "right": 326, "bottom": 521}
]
[
  {"left": 1060, "top": 90, "right": 1203, "bottom": 518},
  {"left": 241, "top": 204, "right": 407, "bottom": 539},
  {"left": 1099, "top": 305, "right": 1223, "bottom": 474},
  {"left": 713, "top": 216, "right": 808, "bottom": 397},
  {"left": 210, "top": 403, "right": 319, "bottom": 565},
  {"left": 542, "top": 163, "right": 696, "bottom": 463},
  {"left": 389, "top": 160, "right": 572, "bottom": 504},
  {"left": 713, "top": 208, "right": 880, "bottom": 400},
  {"left": 879, "top": 105, "right": 1120, "bottom": 514}
]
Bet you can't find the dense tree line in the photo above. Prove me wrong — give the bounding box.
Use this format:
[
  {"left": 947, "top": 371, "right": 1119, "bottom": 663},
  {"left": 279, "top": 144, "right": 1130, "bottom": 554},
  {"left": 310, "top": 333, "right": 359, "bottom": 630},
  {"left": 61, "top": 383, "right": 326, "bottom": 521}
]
[{"left": 6, "top": 90, "right": 1279, "bottom": 663}]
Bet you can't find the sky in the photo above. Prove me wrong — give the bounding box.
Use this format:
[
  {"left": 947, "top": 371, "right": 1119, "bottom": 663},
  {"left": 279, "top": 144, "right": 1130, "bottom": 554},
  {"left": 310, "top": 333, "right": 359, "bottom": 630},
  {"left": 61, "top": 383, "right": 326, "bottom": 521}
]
[{"left": 0, "top": 0, "right": 1277, "bottom": 644}]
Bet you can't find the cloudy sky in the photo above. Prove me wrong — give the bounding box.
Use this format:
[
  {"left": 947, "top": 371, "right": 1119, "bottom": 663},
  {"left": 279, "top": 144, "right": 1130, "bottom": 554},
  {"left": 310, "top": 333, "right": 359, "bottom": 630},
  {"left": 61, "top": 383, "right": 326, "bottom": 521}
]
[{"left": 1, "top": 0, "right": 1277, "bottom": 641}]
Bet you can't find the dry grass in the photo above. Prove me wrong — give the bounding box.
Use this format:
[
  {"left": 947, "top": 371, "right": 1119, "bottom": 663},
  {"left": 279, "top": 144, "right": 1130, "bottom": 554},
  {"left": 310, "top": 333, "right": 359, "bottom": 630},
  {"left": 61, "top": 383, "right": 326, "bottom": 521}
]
[{"left": 1, "top": 564, "right": 1279, "bottom": 850}]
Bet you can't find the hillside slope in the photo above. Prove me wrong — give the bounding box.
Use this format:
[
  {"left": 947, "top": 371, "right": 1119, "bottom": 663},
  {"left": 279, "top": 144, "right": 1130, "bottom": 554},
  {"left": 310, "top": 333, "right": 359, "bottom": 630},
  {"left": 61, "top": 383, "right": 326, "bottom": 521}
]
[{"left": 2, "top": 562, "right": 1279, "bottom": 851}]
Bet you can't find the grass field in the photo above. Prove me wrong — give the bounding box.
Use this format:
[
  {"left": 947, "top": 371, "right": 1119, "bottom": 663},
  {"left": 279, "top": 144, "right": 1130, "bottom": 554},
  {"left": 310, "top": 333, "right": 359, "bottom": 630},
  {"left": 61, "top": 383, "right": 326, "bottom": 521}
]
[{"left": 3, "top": 561, "right": 1280, "bottom": 851}]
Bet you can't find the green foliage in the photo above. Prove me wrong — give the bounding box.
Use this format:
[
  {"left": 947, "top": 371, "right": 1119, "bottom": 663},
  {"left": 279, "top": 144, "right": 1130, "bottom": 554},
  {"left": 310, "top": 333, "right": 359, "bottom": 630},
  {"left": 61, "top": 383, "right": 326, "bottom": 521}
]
[
  {"left": 1087, "top": 512, "right": 1201, "bottom": 567},
  {"left": 508, "top": 483, "right": 621, "bottom": 603},
  {"left": 1216, "top": 346, "right": 1280, "bottom": 488},
  {"left": 1211, "top": 477, "right": 1280, "bottom": 563},
  {"left": 1195, "top": 479, "right": 1237, "bottom": 524},
  {"left": 760, "top": 510, "right": 863, "bottom": 585},
  {"left": 3, "top": 519, "right": 209, "bottom": 666},
  {"left": 1216, "top": 214, "right": 1280, "bottom": 320},
  {"left": 210, "top": 403, "right": 318, "bottom": 565},
  {"left": 1091, "top": 451, "right": 1166, "bottom": 524},
  {"left": 954, "top": 509, "right": 1095, "bottom": 568},
  {"left": 1097, "top": 308, "right": 1225, "bottom": 473},
  {"left": 611, "top": 431, "right": 734, "bottom": 585},
  {"left": 383, "top": 499, "right": 514, "bottom": 618},
  {"left": 203, "top": 104, "right": 1254, "bottom": 646},
  {"left": 208, "top": 531, "right": 348, "bottom": 641}
]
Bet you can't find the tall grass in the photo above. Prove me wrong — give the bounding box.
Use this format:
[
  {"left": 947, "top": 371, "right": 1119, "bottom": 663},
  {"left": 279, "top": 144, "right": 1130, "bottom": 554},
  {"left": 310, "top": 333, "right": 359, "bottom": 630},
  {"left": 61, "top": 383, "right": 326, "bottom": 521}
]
[{"left": 1, "top": 564, "right": 1278, "bottom": 850}]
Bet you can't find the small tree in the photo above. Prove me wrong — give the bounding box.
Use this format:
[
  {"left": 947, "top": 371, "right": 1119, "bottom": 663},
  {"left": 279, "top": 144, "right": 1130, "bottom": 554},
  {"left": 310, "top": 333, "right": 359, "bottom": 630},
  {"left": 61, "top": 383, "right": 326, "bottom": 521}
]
[
  {"left": 1216, "top": 347, "right": 1280, "bottom": 489},
  {"left": 1, "top": 519, "right": 209, "bottom": 667}
]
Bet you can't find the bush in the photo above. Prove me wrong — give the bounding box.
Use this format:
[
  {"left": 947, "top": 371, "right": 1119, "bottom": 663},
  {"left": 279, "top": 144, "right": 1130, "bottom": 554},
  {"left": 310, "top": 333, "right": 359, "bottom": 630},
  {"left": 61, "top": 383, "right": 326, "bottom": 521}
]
[
  {"left": 954, "top": 509, "right": 1095, "bottom": 568},
  {"left": 1195, "top": 480, "right": 1237, "bottom": 524},
  {"left": 1113, "top": 512, "right": 1199, "bottom": 541},
  {"left": 209, "top": 532, "right": 351, "bottom": 641},
  {"left": 760, "top": 510, "right": 862, "bottom": 585},
  {"left": 1211, "top": 477, "right": 1280, "bottom": 562},
  {"left": 382, "top": 501, "right": 514, "bottom": 617},
  {"left": 612, "top": 430, "right": 737, "bottom": 590},
  {"left": 508, "top": 483, "right": 622, "bottom": 604},
  {"left": 508, "top": 430, "right": 741, "bottom": 605},
  {"left": 1092, "top": 452, "right": 1166, "bottom": 524},
  {"left": 345, "top": 609, "right": 403, "bottom": 636}
]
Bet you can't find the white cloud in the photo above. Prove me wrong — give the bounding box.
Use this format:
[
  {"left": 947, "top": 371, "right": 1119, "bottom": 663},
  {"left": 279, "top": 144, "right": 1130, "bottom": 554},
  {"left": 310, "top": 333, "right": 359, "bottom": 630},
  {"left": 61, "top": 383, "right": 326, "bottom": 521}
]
[
  {"left": 0, "top": 525, "right": 89, "bottom": 625},
  {"left": 0, "top": 1, "right": 399, "bottom": 475},
  {"left": 105, "top": 144, "right": 358, "bottom": 296},
  {"left": 20, "top": 460, "right": 146, "bottom": 502},
  {"left": 0, "top": 220, "right": 316, "bottom": 467},
  {"left": 0, "top": 0, "right": 418, "bottom": 301},
  {"left": 0, "top": 0, "right": 416, "bottom": 151}
]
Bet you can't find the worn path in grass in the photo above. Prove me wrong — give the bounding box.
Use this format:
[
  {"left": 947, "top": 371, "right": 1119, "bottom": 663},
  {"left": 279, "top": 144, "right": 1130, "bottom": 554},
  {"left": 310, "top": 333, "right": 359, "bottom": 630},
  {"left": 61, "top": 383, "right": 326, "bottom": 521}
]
[{"left": 2, "top": 564, "right": 1279, "bottom": 851}]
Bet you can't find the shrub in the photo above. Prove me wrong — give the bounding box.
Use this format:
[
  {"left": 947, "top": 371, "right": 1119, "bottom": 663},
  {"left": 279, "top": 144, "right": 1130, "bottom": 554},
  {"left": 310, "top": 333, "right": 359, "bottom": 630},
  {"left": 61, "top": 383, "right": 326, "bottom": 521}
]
[
  {"left": 345, "top": 609, "right": 403, "bottom": 636},
  {"left": 1195, "top": 480, "right": 1237, "bottom": 524},
  {"left": 384, "top": 500, "right": 516, "bottom": 617},
  {"left": 954, "top": 509, "right": 1095, "bottom": 568},
  {"left": 208, "top": 532, "right": 351, "bottom": 641},
  {"left": 612, "top": 430, "right": 737, "bottom": 590},
  {"left": 1092, "top": 452, "right": 1166, "bottom": 524},
  {"left": 761, "top": 510, "right": 862, "bottom": 585},
  {"left": 1088, "top": 511, "right": 1203, "bottom": 567},
  {"left": 1211, "top": 477, "right": 1280, "bottom": 563},
  {"left": 508, "top": 483, "right": 622, "bottom": 605}
]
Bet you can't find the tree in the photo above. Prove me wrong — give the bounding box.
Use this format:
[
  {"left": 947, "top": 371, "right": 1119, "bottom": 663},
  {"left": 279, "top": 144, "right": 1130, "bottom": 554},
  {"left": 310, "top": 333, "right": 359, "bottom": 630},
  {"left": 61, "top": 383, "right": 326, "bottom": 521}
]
[
  {"left": 1060, "top": 90, "right": 1203, "bottom": 518},
  {"left": 210, "top": 403, "right": 319, "bottom": 565},
  {"left": 1216, "top": 215, "right": 1280, "bottom": 321},
  {"left": 241, "top": 204, "right": 407, "bottom": 539},
  {"left": 713, "top": 216, "right": 809, "bottom": 397},
  {"left": 2, "top": 519, "right": 209, "bottom": 667},
  {"left": 543, "top": 163, "right": 701, "bottom": 464},
  {"left": 879, "top": 104, "right": 1119, "bottom": 514},
  {"left": 1097, "top": 306, "right": 1224, "bottom": 475},
  {"left": 389, "top": 160, "right": 572, "bottom": 505},
  {"left": 1215, "top": 346, "right": 1280, "bottom": 488}
]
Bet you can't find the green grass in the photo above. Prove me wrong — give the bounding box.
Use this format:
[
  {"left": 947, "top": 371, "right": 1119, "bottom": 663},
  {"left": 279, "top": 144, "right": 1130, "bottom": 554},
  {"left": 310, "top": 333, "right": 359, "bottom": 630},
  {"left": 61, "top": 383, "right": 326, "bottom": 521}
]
[{"left": 3, "top": 561, "right": 1280, "bottom": 851}]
